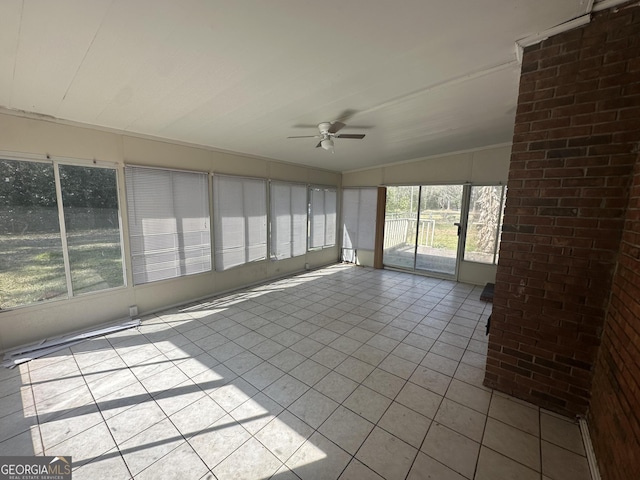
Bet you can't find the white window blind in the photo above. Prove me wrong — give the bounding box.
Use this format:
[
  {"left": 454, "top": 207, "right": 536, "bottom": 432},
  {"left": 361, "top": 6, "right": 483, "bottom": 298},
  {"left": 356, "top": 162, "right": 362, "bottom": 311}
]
[
  {"left": 325, "top": 189, "right": 337, "bottom": 247},
  {"left": 125, "top": 166, "right": 211, "bottom": 285},
  {"left": 342, "top": 188, "right": 377, "bottom": 262},
  {"left": 309, "top": 187, "right": 337, "bottom": 249},
  {"left": 213, "top": 175, "right": 267, "bottom": 270},
  {"left": 270, "top": 182, "right": 307, "bottom": 260}
]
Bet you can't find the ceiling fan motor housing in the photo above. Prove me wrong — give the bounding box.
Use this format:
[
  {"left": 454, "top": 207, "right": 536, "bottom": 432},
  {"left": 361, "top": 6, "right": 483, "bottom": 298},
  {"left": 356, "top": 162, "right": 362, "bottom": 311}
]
[{"left": 318, "top": 122, "right": 332, "bottom": 134}]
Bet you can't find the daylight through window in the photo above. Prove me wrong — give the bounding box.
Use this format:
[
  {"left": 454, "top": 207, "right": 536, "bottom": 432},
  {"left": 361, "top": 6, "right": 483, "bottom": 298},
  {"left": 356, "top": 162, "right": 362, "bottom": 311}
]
[
  {"left": 270, "top": 182, "right": 308, "bottom": 260},
  {"left": 126, "top": 166, "right": 211, "bottom": 284},
  {"left": 463, "top": 185, "right": 506, "bottom": 265},
  {"left": 213, "top": 175, "right": 267, "bottom": 271},
  {"left": 0, "top": 158, "right": 125, "bottom": 309},
  {"left": 342, "top": 188, "right": 377, "bottom": 263},
  {"left": 309, "top": 187, "right": 337, "bottom": 249}
]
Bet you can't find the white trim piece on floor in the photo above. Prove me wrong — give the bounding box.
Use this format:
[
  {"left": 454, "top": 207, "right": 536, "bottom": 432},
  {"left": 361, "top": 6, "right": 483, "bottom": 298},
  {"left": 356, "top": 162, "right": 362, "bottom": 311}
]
[
  {"left": 578, "top": 416, "right": 602, "bottom": 480},
  {"left": 1, "top": 318, "right": 141, "bottom": 368}
]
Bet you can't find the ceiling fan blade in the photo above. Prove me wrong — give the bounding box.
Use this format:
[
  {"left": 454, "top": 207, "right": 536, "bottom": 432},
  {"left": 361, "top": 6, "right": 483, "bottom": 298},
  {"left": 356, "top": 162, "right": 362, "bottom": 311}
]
[
  {"left": 335, "top": 134, "right": 365, "bottom": 139},
  {"left": 287, "top": 135, "right": 321, "bottom": 138},
  {"left": 334, "top": 109, "right": 358, "bottom": 124},
  {"left": 328, "top": 121, "right": 346, "bottom": 134},
  {"left": 315, "top": 141, "right": 322, "bottom": 148}
]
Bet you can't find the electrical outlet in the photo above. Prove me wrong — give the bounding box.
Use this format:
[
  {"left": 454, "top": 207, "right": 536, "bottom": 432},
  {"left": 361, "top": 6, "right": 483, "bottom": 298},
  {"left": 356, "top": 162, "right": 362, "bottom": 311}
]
[{"left": 129, "top": 305, "right": 138, "bottom": 317}]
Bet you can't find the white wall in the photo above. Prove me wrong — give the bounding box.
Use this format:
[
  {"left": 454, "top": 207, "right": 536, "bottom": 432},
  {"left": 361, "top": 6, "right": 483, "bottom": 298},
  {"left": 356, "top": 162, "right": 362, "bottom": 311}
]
[
  {"left": 0, "top": 113, "right": 341, "bottom": 351},
  {"left": 0, "top": 113, "right": 509, "bottom": 350},
  {"left": 342, "top": 145, "right": 510, "bottom": 186},
  {"left": 341, "top": 145, "right": 511, "bottom": 284}
]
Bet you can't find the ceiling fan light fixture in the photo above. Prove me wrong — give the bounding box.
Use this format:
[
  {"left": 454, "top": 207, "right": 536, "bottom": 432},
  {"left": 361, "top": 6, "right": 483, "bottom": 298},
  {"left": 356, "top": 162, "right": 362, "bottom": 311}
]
[
  {"left": 287, "top": 116, "right": 364, "bottom": 152},
  {"left": 320, "top": 138, "right": 334, "bottom": 152}
]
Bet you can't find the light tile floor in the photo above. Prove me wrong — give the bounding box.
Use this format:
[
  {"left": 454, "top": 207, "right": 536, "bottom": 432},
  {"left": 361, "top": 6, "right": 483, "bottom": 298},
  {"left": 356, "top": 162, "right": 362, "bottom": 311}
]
[{"left": 0, "top": 264, "right": 593, "bottom": 479}]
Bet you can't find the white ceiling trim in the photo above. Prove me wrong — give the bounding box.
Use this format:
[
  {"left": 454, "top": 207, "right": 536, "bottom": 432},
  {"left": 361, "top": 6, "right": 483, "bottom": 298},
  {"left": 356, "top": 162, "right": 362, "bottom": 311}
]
[
  {"left": 515, "top": 14, "right": 592, "bottom": 62},
  {"left": 515, "top": 0, "right": 637, "bottom": 63},
  {"left": 593, "top": 0, "right": 639, "bottom": 11},
  {"left": 0, "top": 107, "right": 340, "bottom": 175}
]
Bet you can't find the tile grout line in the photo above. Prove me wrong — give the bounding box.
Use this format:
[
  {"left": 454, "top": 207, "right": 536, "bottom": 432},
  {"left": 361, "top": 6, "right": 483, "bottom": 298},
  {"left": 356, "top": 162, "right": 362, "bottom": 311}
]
[
  {"left": 25, "top": 362, "right": 46, "bottom": 457},
  {"left": 95, "top": 330, "right": 233, "bottom": 479},
  {"left": 408, "top": 287, "right": 488, "bottom": 480},
  {"left": 335, "top": 283, "right": 467, "bottom": 480},
  {"left": 131, "top": 325, "right": 273, "bottom": 478},
  {"left": 248, "top": 271, "right": 454, "bottom": 478},
  {"left": 66, "top": 344, "right": 135, "bottom": 478},
  {"left": 173, "top": 268, "right": 484, "bottom": 479},
  {"left": 12, "top": 265, "right": 504, "bottom": 480}
]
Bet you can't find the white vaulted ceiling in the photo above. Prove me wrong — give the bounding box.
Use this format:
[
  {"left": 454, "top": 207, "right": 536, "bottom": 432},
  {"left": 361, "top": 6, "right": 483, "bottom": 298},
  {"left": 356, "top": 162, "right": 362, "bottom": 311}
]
[{"left": 0, "top": 1, "right": 596, "bottom": 171}]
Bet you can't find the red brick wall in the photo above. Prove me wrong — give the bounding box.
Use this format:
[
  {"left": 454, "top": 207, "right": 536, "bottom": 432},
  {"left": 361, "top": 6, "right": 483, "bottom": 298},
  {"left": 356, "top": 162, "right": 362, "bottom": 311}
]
[
  {"left": 588, "top": 156, "right": 640, "bottom": 480},
  {"left": 485, "top": 1, "right": 640, "bottom": 418}
]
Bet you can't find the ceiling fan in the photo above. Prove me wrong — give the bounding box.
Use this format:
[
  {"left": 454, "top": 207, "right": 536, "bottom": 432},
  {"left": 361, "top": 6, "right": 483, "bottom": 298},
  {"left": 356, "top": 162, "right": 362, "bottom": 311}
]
[{"left": 287, "top": 121, "right": 365, "bottom": 153}]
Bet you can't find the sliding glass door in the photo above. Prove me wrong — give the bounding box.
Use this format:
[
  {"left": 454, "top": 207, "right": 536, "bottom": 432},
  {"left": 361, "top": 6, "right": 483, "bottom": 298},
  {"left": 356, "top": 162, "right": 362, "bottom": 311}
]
[
  {"left": 382, "top": 186, "right": 419, "bottom": 270},
  {"left": 414, "top": 185, "right": 463, "bottom": 276},
  {"left": 383, "top": 185, "right": 464, "bottom": 278}
]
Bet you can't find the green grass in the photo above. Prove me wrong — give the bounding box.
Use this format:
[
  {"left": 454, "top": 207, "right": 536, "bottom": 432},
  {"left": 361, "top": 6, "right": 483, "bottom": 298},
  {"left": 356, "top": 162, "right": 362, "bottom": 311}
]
[
  {"left": 68, "top": 243, "right": 125, "bottom": 293},
  {"left": 0, "top": 229, "right": 124, "bottom": 309},
  {"left": 418, "top": 210, "right": 461, "bottom": 251},
  {"left": 430, "top": 223, "right": 459, "bottom": 250},
  {"left": 390, "top": 209, "right": 496, "bottom": 255},
  {"left": 35, "top": 251, "right": 63, "bottom": 262}
]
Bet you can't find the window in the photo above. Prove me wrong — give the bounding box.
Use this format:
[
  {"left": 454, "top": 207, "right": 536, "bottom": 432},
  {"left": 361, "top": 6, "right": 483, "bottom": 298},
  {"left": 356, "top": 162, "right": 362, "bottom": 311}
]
[
  {"left": 270, "top": 182, "right": 307, "bottom": 260},
  {"left": 342, "top": 188, "right": 377, "bottom": 262},
  {"left": 0, "top": 160, "right": 66, "bottom": 308},
  {"left": 126, "top": 166, "right": 211, "bottom": 284},
  {"left": 463, "top": 185, "right": 506, "bottom": 265},
  {"left": 60, "top": 165, "right": 125, "bottom": 294},
  {"left": 213, "top": 175, "right": 267, "bottom": 270},
  {"left": 0, "top": 158, "right": 125, "bottom": 309},
  {"left": 309, "top": 187, "right": 337, "bottom": 249}
]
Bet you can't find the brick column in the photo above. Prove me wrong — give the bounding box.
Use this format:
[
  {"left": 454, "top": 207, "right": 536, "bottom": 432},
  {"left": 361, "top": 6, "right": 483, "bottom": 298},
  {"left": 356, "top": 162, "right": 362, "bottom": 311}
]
[{"left": 485, "top": 2, "right": 640, "bottom": 417}]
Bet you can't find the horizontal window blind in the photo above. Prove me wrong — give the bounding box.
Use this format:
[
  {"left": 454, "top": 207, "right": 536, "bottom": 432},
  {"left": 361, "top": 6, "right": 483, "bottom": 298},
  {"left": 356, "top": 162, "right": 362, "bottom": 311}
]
[
  {"left": 270, "top": 182, "right": 307, "bottom": 260},
  {"left": 309, "top": 188, "right": 325, "bottom": 249},
  {"left": 125, "top": 166, "right": 211, "bottom": 284},
  {"left": 213, "top": 175, "right": 267, "bottom": 270},
  {"left": 342, "top": 188, "right": 377, "bottom": 262},
  {"left": 309, "top": 187, "right": 337, "bottom": 249},
  {"left": 325, "top": 189, "right": 337, "bottom": 247}
]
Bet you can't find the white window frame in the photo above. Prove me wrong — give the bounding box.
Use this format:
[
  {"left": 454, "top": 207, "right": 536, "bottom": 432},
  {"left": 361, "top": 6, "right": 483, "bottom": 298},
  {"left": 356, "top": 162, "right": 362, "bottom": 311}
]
[
  {"left": 0, "top": 154, "right": 126, "bottom": 309},
  {"left": 462, "top": 184, "right": 507, "bottom": 266}
]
